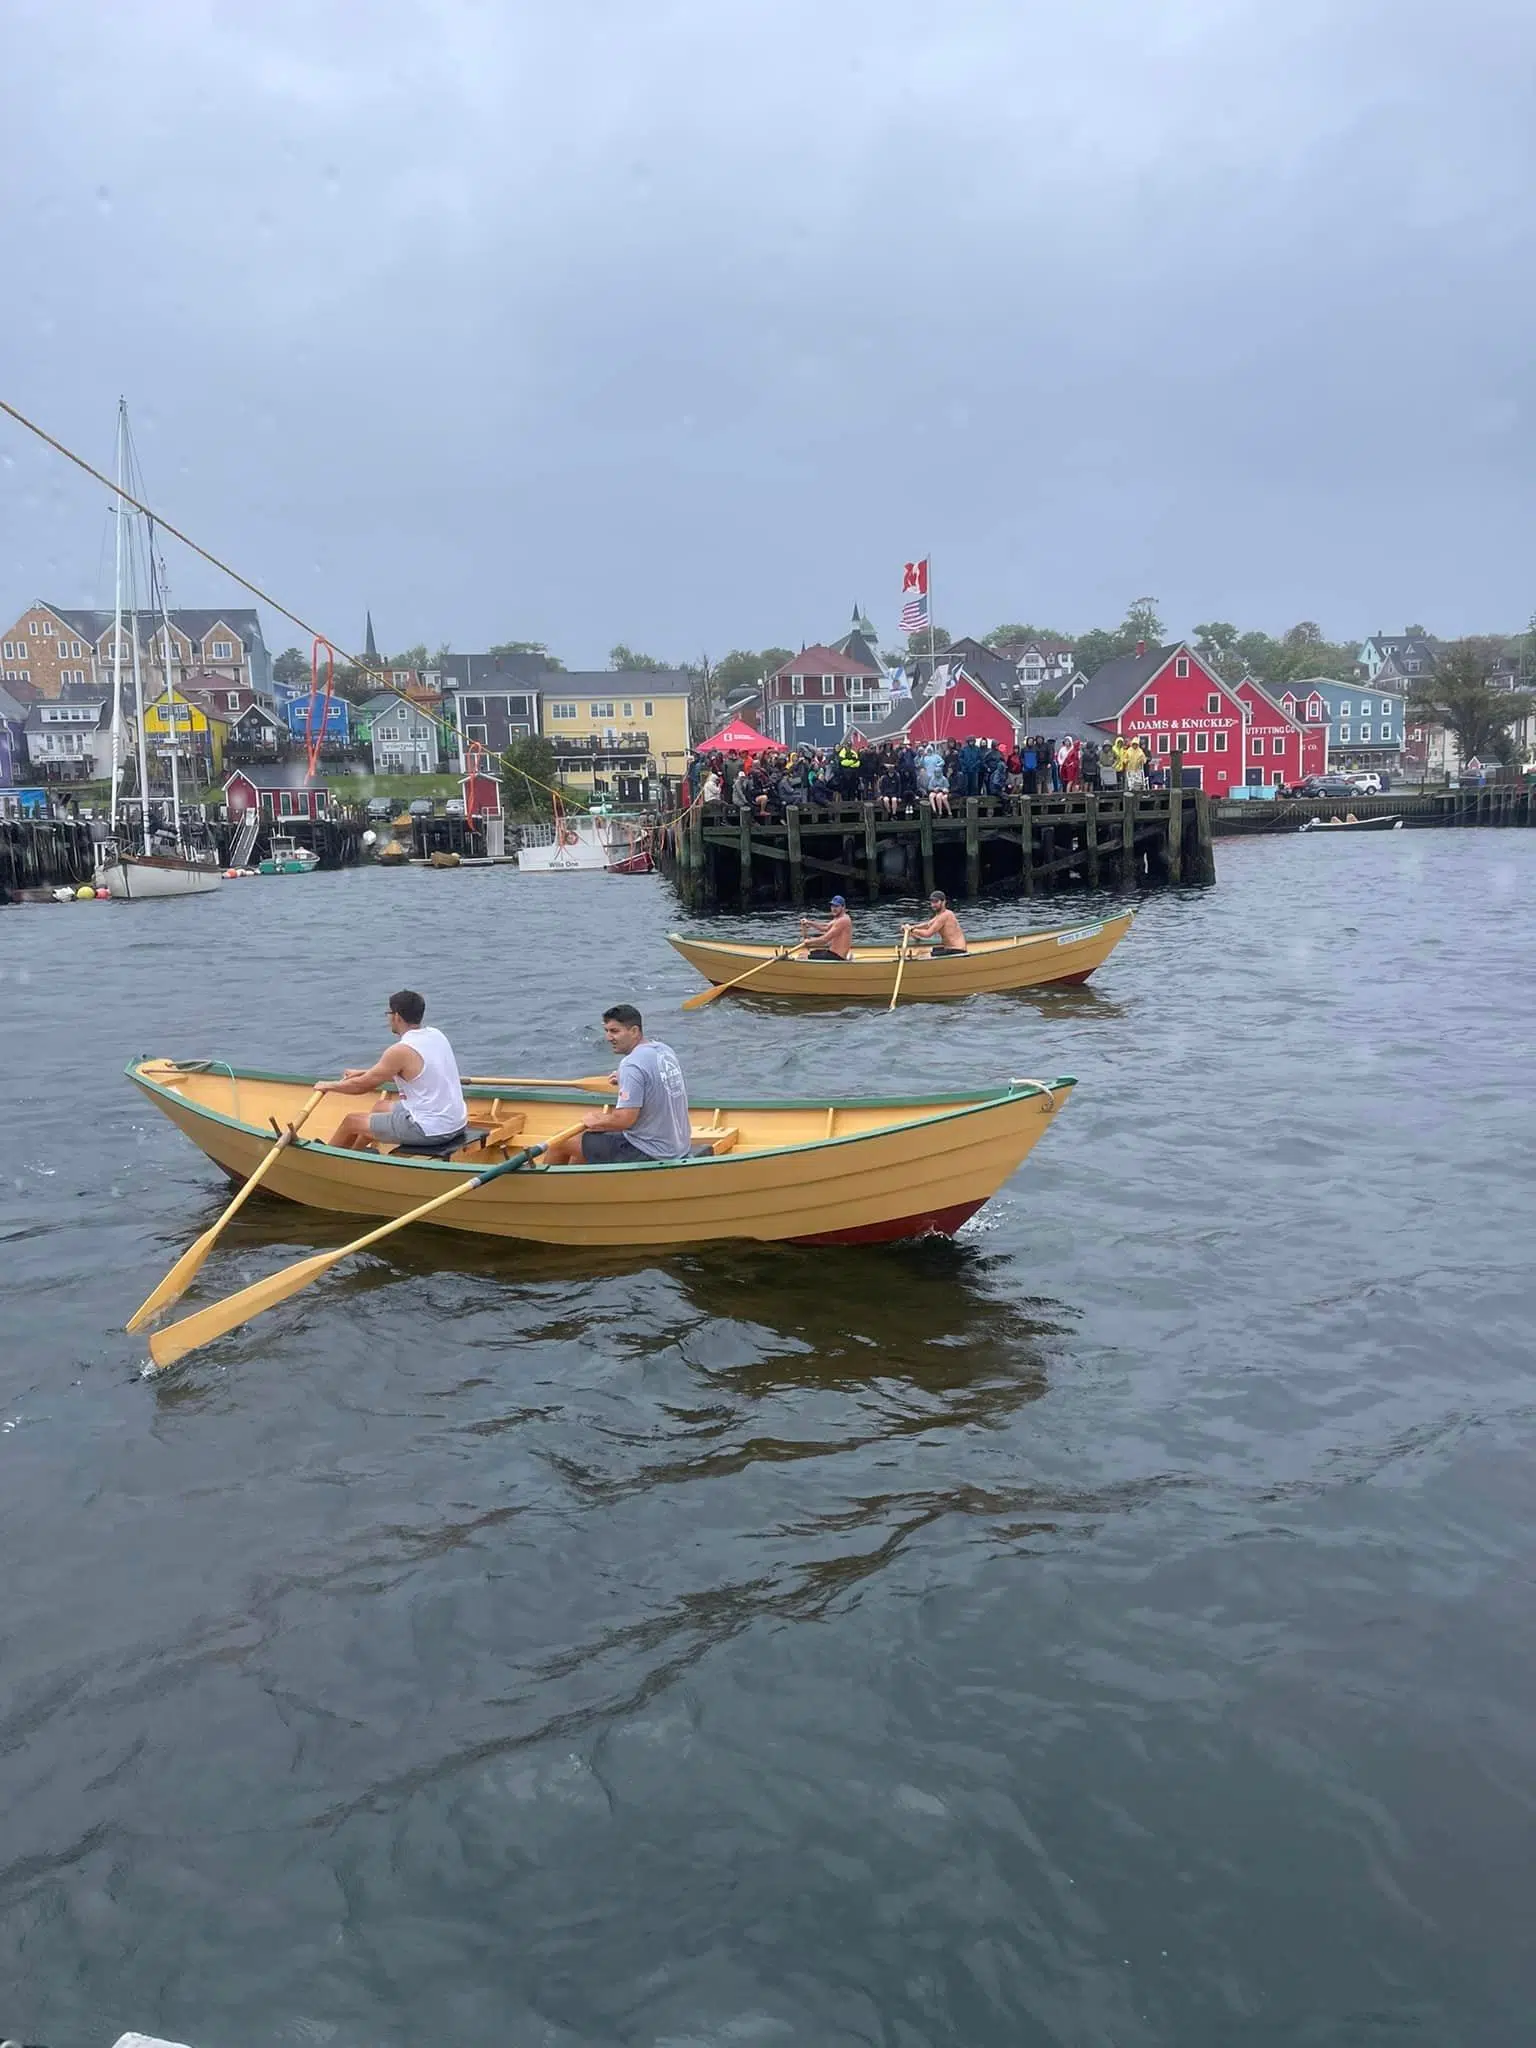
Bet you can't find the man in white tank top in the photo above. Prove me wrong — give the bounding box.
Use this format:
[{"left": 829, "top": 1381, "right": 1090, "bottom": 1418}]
[{"left": 319, "top": 989, "right": 468, "bottom": 1151}]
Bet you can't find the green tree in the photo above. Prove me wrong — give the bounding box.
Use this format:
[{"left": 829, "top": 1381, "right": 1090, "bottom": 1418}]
[
  {"left": 489, "top": 640, "right": 563, "bottom": 669},
  {"left": 1027, "top": 688, "right": 1060, "bottom": 717},
  {"left": 710, "top": 647, "right": 792, "bottom": 701},
  {"left": 1408, "top": 638, "right": 1532, "bottom": 763},
  {"left": 905, "top": 625, "right": 952, "bottom": 661},
  {"left": 1070, "top": 627, "right": 1121, "bottom": 675},
  {"left": 499, "top": 732, "right": 561, "bottom": 817},
  {"left": 272, "top": 646, "right": 308, "bottom": 685},
  {"left": 386, "top": 643, "right": 430, "bottom": 671},
  {"left": 983, "top": 622, "right": 1067, "bottom": 649},
  {"left": 609, "top": 643, "right": 671, "bottom": 672},
  {"left": 1192, "top": 621, "right": 1241, "bottom": 679},
  {"left": 1121, "top": 596, "right": 1165, "bottom": 646}
]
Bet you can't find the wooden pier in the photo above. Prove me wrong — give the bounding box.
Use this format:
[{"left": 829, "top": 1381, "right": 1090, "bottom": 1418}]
[{"left": 660, "top": 788, "right": 1217, "bottom": 910}]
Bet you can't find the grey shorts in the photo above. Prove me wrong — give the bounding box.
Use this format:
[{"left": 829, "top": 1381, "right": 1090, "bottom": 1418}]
[
  {"left": 368, "top": 1104, "right": 431, "bottom": 1144},
  {"left": 580, "top": 1128, "right": 650, "bottom": 1164}
]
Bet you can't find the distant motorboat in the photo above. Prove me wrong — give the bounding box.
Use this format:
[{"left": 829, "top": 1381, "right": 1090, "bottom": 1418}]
[{"left": 258, "top": 835, "right": 320, "bottom": 875}]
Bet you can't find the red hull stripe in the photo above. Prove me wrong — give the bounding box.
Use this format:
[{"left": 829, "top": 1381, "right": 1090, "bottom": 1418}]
[{"left": 790, "top": 1198, "right": 987, "bottom": 1246}]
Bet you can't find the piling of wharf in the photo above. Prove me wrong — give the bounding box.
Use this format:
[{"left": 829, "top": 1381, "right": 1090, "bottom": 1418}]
[
  {"left": 660, "top": 787, "right": 1216, "bottom": 910},
  {"left": 1214, "top": 785, "right": 1536, "bottom": 834},
  {"left": 0, "top": 815, "right": 99, "bottom": 891}
]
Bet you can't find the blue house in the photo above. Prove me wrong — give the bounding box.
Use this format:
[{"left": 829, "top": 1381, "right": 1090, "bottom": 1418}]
[
  {"left": 282, "top": 689, "right": 351, "bottom": 743},
  {"left": 1285, "top": 676, "right": 1405, "bottom": 765}
]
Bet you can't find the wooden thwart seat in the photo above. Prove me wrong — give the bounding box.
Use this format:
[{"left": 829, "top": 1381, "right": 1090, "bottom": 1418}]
[{"left": 690, "top": 1126, "right": 741, "bottom": 1156}]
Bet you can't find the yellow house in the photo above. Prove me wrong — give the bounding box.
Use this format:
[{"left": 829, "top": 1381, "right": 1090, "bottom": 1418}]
[
  {"left": 142, "top": 685, "right": 228, "bottom": 781},
  {"left": 537, "top": 671, "right": 693, "bottom": 801}
]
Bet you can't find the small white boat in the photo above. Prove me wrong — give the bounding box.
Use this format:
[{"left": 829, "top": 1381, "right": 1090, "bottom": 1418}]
[
  {"left": 1299, "top": 815, "right": 1404, "bottom": 834},
  {"left": 96, "top": 851, "right": 223, "bottom": 899}
]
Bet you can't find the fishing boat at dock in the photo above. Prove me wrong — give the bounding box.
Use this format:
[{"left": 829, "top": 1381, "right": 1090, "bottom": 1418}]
[
  {"left": 258, "top": 835, "right": 320, "bottom": 874},
  {"left": 668, "top": 910, "right": 1134, "bottom": 1003},
  {"left": 127, "top": 1057, "right": 1075, "bottom": 1248}
]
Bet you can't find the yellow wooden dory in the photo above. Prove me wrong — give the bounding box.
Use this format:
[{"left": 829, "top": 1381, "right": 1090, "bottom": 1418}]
[
  {"left": 127, "top": 1057, "right": 1075, "bottom": 1248},
  {"left": 668, "top": 909, "right": 1134, "bottom": 1002}
]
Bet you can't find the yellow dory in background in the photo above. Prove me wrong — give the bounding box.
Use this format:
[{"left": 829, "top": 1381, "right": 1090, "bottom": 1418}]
[{"left": 667, "top": 910, "right": 1134, "bottom": 1004}]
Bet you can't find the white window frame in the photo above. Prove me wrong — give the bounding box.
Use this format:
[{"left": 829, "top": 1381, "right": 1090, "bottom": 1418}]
[
  {"left": 1340, "top": 725, "right": 1351, "bottom": 743},
  {"left": 821, "top": 677, "right": 835, "bottom": 696},
  {"left": 550, "top": 702, "right": 578, "bottom": 721},
  {"left": 1214, "top": 731, "right": 1227, "bottom": 753},
  {"left": 953, "top": 697, "right": 967, "bottom": 717},
  {"left": 211, "top": 639, "right": 234, "bottom": 660},
  {"left": 643, "top": 699, "right": 655, "bottom": 717},
  {"left": 1196, "top": 730, "right": 1209, "bottom": 753},
  {"left": 1206, "top": 692, "right": 1219, "bottom": 713},
  {"left": 791, "top": 677, "right": 805, "bottom": 697},
  {"left": 1176, "top": 656, "right": 1189, "bottom": 678},
  {"left": 1143, "top": 694, "right": 1156, "bottom": 715},
  {"left": 1156, "top": 732, "right": 1170, "bottom": 754}
]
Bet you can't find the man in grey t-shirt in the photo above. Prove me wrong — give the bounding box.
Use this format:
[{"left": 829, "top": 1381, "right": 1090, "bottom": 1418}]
[{"left": 542, "top": 1004, "right": 692, "bottom": 1166}]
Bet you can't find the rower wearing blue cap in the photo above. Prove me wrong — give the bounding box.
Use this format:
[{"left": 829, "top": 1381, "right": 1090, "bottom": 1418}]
[{"left": 798, "top": 893, "right": 853, "bottom": 960}]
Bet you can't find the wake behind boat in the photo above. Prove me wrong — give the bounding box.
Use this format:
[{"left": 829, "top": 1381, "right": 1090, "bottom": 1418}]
[{"left": 668, "top": 910, "right": 1134, "bottom": 1002}]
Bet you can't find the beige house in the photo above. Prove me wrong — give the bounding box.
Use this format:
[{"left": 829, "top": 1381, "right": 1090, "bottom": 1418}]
[{"left": 0, "top": 602, "right": 273, "bottom": 700}]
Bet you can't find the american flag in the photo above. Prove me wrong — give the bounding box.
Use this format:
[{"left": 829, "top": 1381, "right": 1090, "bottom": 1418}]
[{"left": 899, "top": 557, "right": 929, "bottom": 635}]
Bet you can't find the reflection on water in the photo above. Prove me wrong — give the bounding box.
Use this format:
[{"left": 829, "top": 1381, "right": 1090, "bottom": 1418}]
[{"left": 4, "top": 841, "right": 1536, "bottom": 2046}]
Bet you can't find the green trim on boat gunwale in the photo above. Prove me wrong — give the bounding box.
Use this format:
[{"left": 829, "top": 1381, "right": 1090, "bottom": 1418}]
[{"left": 126, "top": 1058, "right": 1076, "bottom": 1175}]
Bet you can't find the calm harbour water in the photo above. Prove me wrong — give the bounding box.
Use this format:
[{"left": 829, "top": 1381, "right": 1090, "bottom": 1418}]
[{"left": 2, "top": 835, "right": 1534, "bottom": 2048}]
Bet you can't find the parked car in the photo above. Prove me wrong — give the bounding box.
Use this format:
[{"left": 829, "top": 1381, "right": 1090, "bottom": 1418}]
[
  {"left": 364, "top": 797, "right": 396, "bottom": 820},
  {"left": 1294, "top": 773, "right": 1359, "bottom": 798},
  {"left": 1350, "top": 773, "right": 1383, "bottom": 795},
  {"left": 408, "top": 798, "right": 435, "bottom": 816},
  {"left": 444, "top": 797, "right": 465, "bottom": 815}
]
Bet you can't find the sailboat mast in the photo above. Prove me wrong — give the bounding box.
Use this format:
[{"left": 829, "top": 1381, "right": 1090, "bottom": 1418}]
[
  {"left": 149, "top": 518, "right": 182, "bottom": 843},
  {"left": 125, "top": 462, "right": 153, "bottom": 855},
  {"left": 109, "top": 400, "right": 127, "bottom": 830}
]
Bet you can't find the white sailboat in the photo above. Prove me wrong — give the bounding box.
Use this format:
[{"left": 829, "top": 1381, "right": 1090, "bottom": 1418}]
[{"left": 95, "top": 400, "right": 222, "bottom": 901}]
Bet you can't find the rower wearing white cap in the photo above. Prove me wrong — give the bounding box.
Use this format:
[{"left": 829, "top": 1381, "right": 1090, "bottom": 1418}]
[{"left": 798, "top": 894, "right": 854, "bottom": 960}]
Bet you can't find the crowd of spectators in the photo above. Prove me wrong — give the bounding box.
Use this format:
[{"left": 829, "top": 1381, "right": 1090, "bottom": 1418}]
[{"left": 684, "top": 731, "right": 1167, "bottom": 818}]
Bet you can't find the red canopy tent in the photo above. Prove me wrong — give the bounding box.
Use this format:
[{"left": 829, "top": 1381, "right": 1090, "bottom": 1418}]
[{"left": 695, "top": 717, "right": 777, "bottom": 753}]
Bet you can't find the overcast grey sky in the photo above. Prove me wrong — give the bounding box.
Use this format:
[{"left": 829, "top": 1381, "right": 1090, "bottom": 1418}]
[{"left": 2, "top": 0, "right": 1532, "bottom": 664}]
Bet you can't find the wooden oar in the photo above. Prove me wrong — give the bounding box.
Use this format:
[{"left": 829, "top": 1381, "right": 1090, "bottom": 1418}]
[
  {"left": 888, "top": 926, "right": 913, "bottom": 1012},
  {"left": 145, "top": 1122, "right": 586, "bottom": 1372},
  {"left": 681, "top": 942, "right": 798, "bottom": 1011},
  {"left": 126, "top": 1088, "right": 325, "bottom": 1333},
  {"left": 461, "top": 1072, "right": 615, "bottom": 1091}
]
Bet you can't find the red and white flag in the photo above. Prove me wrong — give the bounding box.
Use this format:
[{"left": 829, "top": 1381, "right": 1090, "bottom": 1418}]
[{"left": 900, "top": 558, "right": 930, "bottom": 634}]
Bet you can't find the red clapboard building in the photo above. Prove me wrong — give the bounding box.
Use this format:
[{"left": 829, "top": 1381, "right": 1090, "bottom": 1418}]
[
  {"left": 1070, "top": 642, "right": 1244, "bottom": 791},
  {"left": 1274, "top": 681, "right": 1332, "bottom": 779},
  {"left": 1232, "top": 676, "right": 1314, "bottom": 788},
  {"left": 847, "top": 663, "right": 1018, "bottom": 750}
]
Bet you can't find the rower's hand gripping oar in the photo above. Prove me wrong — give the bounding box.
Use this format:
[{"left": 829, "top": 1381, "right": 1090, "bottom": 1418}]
[
  {"left": 126, "top": 1087, "right": 325, "bottom": 1332},
  {"left": 888, "top": 926, "right": 913, "bottom": 1012},
  {"left": 145, "top": 1122, "right": 586, "bottom": 1372},
  {"left": 680, "top": 941, "right": 799, "bottom": 1011}
]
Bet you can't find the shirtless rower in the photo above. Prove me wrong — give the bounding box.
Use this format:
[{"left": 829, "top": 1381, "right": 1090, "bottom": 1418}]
[
  {"left": 798, "top": 893, "right": 853, "bottom": 960},
  {"left": 908, "top": 890, "right": 968, "bottom": 956},
  {"left": 318, "top": 989, "right": 468, "bottom": 1151}
]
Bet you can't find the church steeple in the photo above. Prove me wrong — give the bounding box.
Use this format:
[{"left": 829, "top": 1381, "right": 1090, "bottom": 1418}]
[{"left": 364, "top": 610, "right": 379, "bottom": 662}]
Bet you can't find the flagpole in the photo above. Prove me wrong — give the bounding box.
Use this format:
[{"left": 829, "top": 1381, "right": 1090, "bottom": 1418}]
[{"left": 927, "top": 552, "right": 935, "bottom": 684}]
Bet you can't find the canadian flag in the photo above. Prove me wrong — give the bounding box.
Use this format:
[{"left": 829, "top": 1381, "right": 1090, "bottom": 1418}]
[{"left": 901, "top": 559, "right": 929, "bottom": 596}]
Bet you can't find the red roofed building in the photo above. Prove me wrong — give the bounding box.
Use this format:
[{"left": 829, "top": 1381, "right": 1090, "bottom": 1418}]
[
  {"left": 849, "top": 664, "right": 1017, "bottom": 750},
  {"left": 1068, "top": 642, "right": 1245, "bottom": 791},
  {"left": 1233, "top": 676, "right": 1324, "bottom": 787},
  {"left": 762, "top": 644, "right": 888, "bottom": 747},
  {"left": 1274, "top": 681, "right": 1332, "bottom": 780}
]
